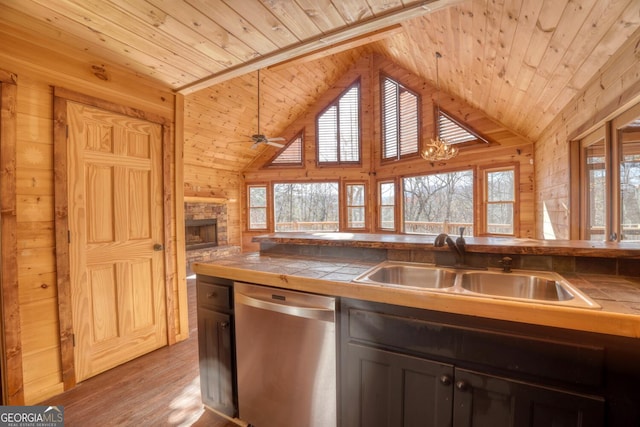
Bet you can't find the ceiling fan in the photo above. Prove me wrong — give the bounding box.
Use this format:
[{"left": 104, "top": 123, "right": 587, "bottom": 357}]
[{"left": 230, "top": 69, "right": 285, "bottom": 149}]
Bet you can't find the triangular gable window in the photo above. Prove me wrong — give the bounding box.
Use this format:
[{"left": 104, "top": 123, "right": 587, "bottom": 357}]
[
  {"left": 438, "top": 110, "right": 488, "bottom": 146},
  {"left": 269, "top": 132, "right": 303, "bottom": 166}
]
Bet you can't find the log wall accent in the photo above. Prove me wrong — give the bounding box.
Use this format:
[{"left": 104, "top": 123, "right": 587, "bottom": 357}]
[
  {"left": 535, "top": 28, "right": 640, "bottom": 239},
  {"left": 0, "top": 31, "right": 182, "bottom": 404},
  {"left": 241, "top": 54, "right": 534, "bottom": 250}
]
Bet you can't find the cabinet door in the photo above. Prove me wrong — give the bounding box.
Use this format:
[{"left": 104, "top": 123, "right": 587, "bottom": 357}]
[
  {"left": 453, "top": 368, "right": 604, "bottom": 427},
  {"left": 197, "top": 308, "right": 235, "bottom": 417},
  {"left": 344, "top": 343, "right": 454, "bottom": 427}
]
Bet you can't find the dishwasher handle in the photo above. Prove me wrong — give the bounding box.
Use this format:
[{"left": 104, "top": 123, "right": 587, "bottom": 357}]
[{"left": 235, "top": 291, "right": 335, "bottom": 323}]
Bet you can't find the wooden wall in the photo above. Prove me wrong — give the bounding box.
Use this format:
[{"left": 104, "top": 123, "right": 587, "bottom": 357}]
[
  {"left": 241, "top": 54, "right": 534, "bottom": 250},
  {"left": 535, "top": 28, "right": 640, "bottom": 239},
  {"left": 0, "top": 29, "right": 184, "bottom": 404}
]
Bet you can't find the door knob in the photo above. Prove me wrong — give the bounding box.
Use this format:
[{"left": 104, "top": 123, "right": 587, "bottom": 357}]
[{"left": 153, "top": 243, "right": 164, "bottom": 251}]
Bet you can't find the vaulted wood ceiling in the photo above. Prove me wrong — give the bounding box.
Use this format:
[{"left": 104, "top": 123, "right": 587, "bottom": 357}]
[{"left": 2, "top": 0, "right": 639, "bottom": 171}]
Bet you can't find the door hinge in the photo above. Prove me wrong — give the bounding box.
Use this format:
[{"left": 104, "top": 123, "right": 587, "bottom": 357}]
[
  {"left": 66, "top": 124, "right": 69, "bottom": 139},
  {"left": 71, "top": 333, "right": 75, "bottom": 347},
  {"left": 68, "top": 230, "right": 71, "bottom": 243}
]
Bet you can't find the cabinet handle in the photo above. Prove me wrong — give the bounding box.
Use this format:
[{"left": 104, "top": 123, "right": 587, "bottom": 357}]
[
  {"left": 219, "top": 321, "right": 229, "bottom": 329},
  {"left": 207, "top": 292, "right": 217, "bottom": 298},
  {"left": 455, "top": 380, "right": 470, "bottom": 392},
  {"left": 440, "top": 375, "right": 452, "bottom": 386}
]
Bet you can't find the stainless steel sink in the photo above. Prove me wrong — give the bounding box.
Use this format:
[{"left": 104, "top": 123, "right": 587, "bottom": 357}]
[
  {"left": 460, "top": 271, "right": 573, "bottom": 301},
  {"left": 353, "top": 261, "right": 600, "bottom": 309},
  {"left": 354, "top": 262, "right": 456, "bottom": 290}
]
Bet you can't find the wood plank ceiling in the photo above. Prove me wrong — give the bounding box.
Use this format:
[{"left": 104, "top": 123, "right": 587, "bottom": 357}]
[{"left": 2, "top": 0, "right": 639, "bottom": 171}]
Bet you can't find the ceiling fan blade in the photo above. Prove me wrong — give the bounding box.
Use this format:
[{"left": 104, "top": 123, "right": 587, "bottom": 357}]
[
  {"left": 266, "top": 136, "right": 285, "bottom": 142},
  {"left": 266, "top": 141, "right": 285, "bottom": 148}
]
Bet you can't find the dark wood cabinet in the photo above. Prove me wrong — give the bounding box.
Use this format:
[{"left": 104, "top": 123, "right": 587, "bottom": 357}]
[
  {"left": 340, "top": 298, "right": 606, "bottom": 427},
  {"left": 196, "top": 275, "right": 237, "bottom": 417}
]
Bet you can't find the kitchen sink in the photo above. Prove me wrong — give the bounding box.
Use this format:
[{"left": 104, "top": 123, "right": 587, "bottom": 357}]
[
  {"left": 357, "top": 263, "right": 456, "bottom": 290},
  {"left": 353, "top": 261, "right": 600, "bottom": 309},
  {"left": 460, "top": 271, "right": 573, "bottom": 301}
]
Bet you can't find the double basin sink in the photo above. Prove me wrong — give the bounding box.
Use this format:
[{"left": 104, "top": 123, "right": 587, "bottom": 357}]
[{"left": 353, "top": 261, "right": 600, "bottom": 309}]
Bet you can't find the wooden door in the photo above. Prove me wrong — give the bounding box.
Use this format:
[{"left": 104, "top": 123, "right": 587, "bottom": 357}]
[{"left": 67, "top": 101, "right": 167, "bottom": 381}]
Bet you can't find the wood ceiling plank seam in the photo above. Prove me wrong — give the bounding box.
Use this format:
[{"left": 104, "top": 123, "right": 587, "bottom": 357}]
[
  {"left": 220, "top": 0, "right": 301, "bottom": 47},
  {"left": 484, "top": 0, "right": 523, "bottom": 121},
  {"left": 291, "top": 0, "right": 349, "bottom": 33},
  {"left": 184, "top": 0, "right": 280, "bottom": 54},
  {"left": 331, "top": 0, "right": 375, "bottom": 24},
  {"left": 456, "top": 2, "right": 476, "bottom": 101},
  {"left": 23, "top": 0, "right": 207, "bottom": 84},
  {"left": 102, "top": 0, "right": 242, "bottom": 72},
  {"left": 493, "top": 0, "right": 544, "bottom": 124},
  {"left": 517, "top": 0, "right": 599, "bottom": 119},
  {"left": 513, "top": 0, "right": 565, "bottom": 92},
  {"left": 397, "top": 16, "right": 436, "bottom": 87},
  {"left": 470, "top": 0, "right": 491, "bottom": 115},
  {"left": 0, "top": 3, "right": 196, "bottom": 88},
  {"left": 507, "top": 0, "right": 568, "bottom": 134},
  {"left": 442, "top": 6, "right": 465, "bottom": 99},
  {"left": 32, "top": 0, "right": 214, "bottom": 80},
  {"left": 260, "top": 0, "right": 327, "bottom": 40},
  {"left": 368, "top": 0, "right": 405, "bottom": 15},
  {"left": 107, "top": 0, "right": 245, "bottom": 71},
  {"left": 567, "top": 0, "right": 640, "bottom": 90},
  {"left": 144, "top": 0, "right": 259, "bottom": 64},
  {"left": 475, "top": 0, "right": 505, "bottom": 116}
]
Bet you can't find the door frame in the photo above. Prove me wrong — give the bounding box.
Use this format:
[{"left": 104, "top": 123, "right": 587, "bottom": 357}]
[
  {"left": 53, "top": 88, "right": 176, "bottom": 389},
  {"left": 0, "top": 69, "right": 23, "bottom": 405}
]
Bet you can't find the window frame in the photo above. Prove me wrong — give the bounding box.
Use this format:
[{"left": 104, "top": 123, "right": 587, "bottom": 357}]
[
  {"left": 267, "top": 130, "right": 304, "bottom": 167},
  {"left": 401, "top": 168, "right": 475, "bottom": 235},
  {"left": 377, "top": 179, "right": 398, "bottom": 232},
  {"left": 571, "top": 101, "right": 640, "bottom": 242},
  {"left": 316, "top": 78, "right": 361, "bottom": 166},
  {"left": 380, "top": 74, "right": 421, "bottom": 162},
  {"left": 343, "top": 181, "right": 367, "bottom": 230},
  {"left": 272, "top": 180, "right": 340, "bottom": 232},
  {"left": 246, "top": 183, "right": 270, "bottom": 231},
  {"left": 478, "top": 164, "right": 519, "bottom": 236},
  {"left": 436, "top": 108, "right": 490, "bottom": 150}
]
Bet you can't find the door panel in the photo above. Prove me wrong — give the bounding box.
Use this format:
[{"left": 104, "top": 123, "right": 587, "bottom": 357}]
[{"left": 68, "top": 101, "right": 166, "bottom": 381}]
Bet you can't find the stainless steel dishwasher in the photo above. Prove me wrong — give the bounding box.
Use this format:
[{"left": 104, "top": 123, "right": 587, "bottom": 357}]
[{"left": 234, "top": 282, "right": 336, "bottom": 427}]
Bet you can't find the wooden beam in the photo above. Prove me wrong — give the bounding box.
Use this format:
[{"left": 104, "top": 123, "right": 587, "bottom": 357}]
[
  {"left": 0, "top": 69, "right": 24, "bottom": 405},
  {"left": 176, "top": 0, "right": 462, "bottom": 95},
  {"left": 267, "top": 25, "right": 404, "bottom": 72}
]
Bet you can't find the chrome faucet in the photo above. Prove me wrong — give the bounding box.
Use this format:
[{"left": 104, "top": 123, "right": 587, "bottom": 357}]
[{"left": 434, "top": 227, "right": 466, "bottom": 266}]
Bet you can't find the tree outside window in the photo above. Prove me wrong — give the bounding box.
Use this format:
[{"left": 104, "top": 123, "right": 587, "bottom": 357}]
[
  {"left": 248, "top": 185, "right": 268, "bottom": 230},
  {"left": 273, "top": 182, "right": 339, "bottom": 231},
  {"left": 346, "top": 183, "right": 366, "bottom": 229},
  {"left": 485, "top": 168, "right": 515, "bottom": 235},
  {"left": 402, "top": 171, "right": 474, "bottom": 235}
]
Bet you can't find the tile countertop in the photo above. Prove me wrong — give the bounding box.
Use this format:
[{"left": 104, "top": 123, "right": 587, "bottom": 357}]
[{"left": 192, "top": 252, "right": 640, "bottom": 339}]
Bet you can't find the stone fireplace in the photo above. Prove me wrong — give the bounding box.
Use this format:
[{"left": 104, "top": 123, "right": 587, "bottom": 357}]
[{"left": 184, "top": 201, "right": 240, "bottom": 274}]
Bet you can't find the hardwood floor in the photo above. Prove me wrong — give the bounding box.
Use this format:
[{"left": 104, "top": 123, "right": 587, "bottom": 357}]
[{"left": 41, "top": 277, "right": 238, "bottom": 427}]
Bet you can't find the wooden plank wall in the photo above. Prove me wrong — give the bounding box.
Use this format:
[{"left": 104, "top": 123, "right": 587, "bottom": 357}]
[
  {"left": 241, "top": 53, "right": 534, "bottom": 250},
  {"left": 0, "top": 29, "right": 180, "bottom": 404},
  {"left": 535, "top": 28, "right": 640, "bottom": 240}
]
